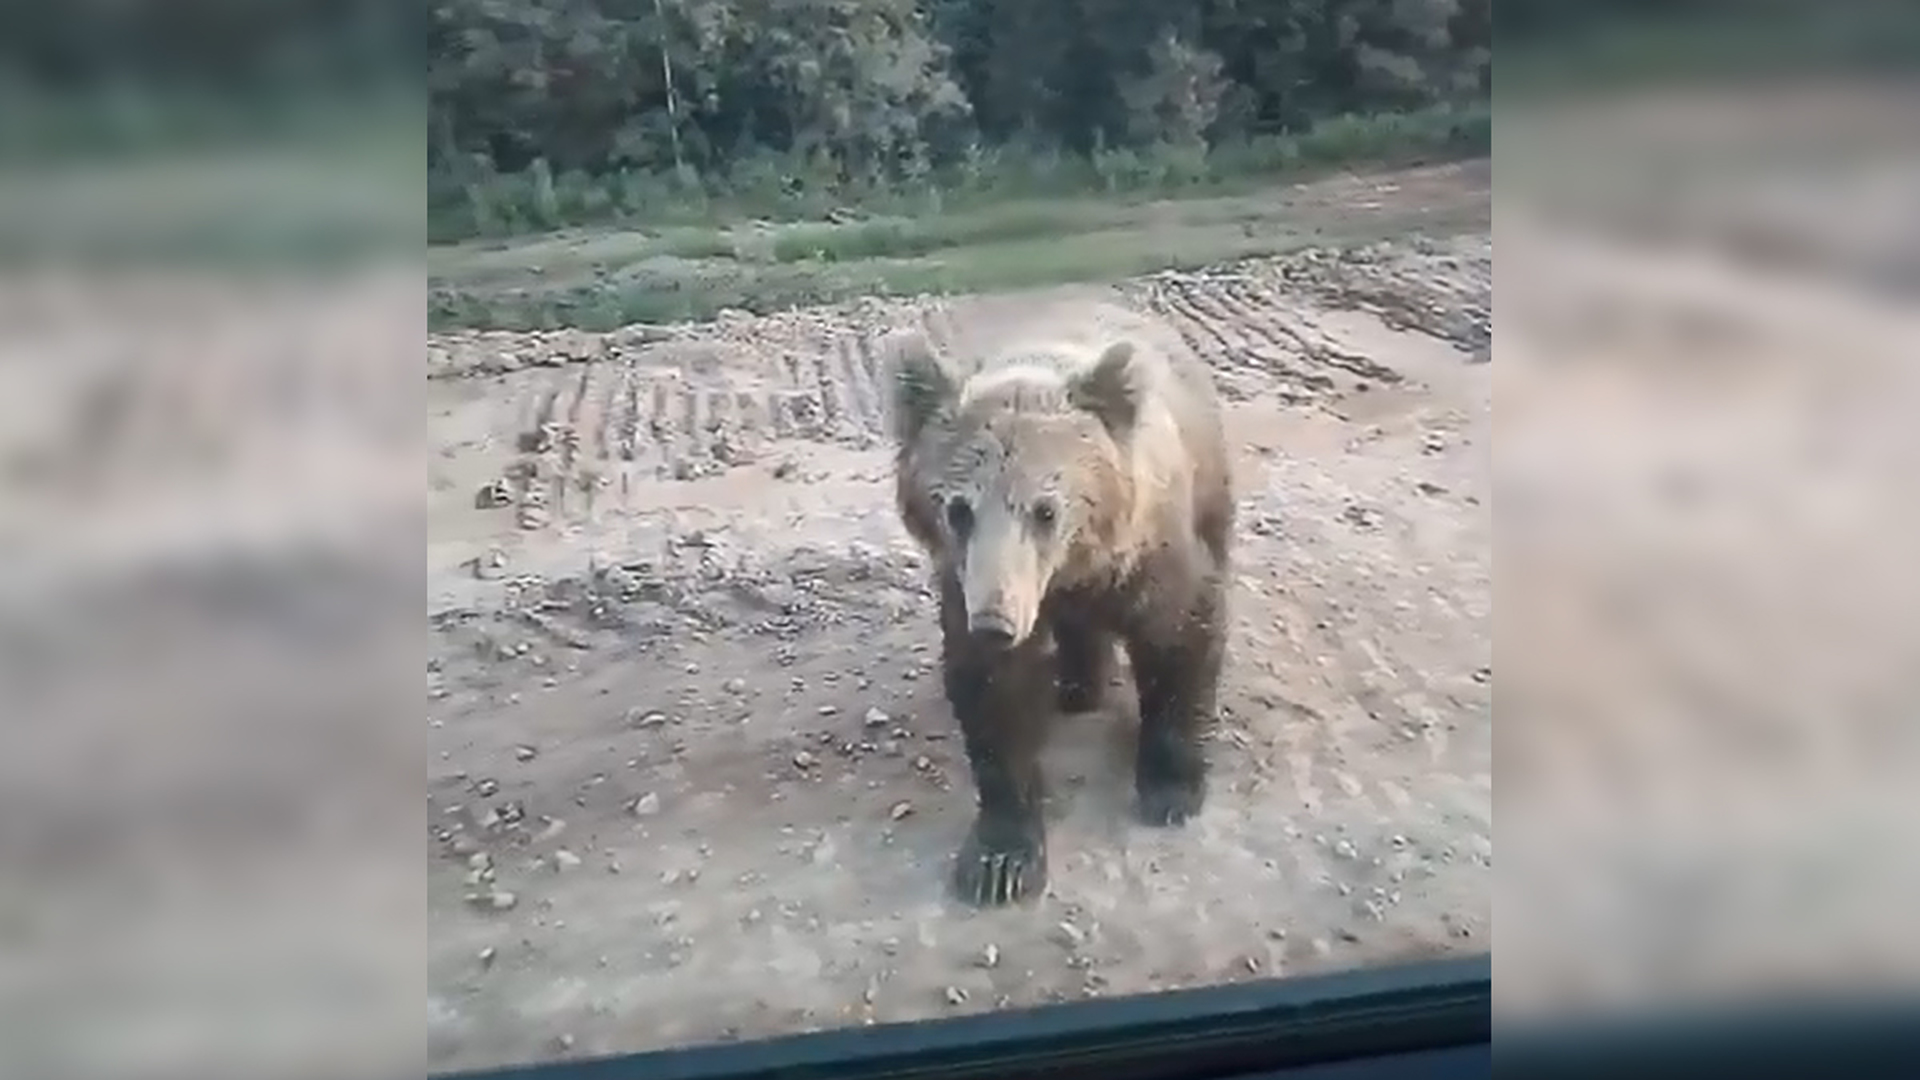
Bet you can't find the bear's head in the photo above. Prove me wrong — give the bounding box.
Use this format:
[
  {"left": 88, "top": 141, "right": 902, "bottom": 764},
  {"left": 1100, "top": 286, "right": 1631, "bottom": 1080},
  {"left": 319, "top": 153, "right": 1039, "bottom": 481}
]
[{"left": 886, "top": 330, "right": 1147, "bottom": 649}]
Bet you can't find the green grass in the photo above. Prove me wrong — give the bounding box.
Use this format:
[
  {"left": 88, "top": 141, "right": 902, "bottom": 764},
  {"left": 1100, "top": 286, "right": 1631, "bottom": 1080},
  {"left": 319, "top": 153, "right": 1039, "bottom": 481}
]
[
  {"left": 428, "top": 102, "right": 1490, "bottom": 246},
  {"left": 429, "top": 149, "right": 1490, "bottom": 332},
  {"left": 428, "top": 103, "right": 1489, "bottom": 331}
]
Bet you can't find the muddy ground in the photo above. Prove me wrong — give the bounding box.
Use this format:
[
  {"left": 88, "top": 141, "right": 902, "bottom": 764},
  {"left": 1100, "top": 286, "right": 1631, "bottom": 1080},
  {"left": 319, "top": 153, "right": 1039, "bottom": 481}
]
[{"left": 426, "top": 163, "right": 1493, "bottom": 1071}]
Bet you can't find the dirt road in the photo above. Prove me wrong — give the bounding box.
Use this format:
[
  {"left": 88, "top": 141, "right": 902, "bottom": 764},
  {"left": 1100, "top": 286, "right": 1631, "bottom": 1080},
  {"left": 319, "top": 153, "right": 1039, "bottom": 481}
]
[{"left": 425, "top": 165, "right": 1492, "bottom": 1071}]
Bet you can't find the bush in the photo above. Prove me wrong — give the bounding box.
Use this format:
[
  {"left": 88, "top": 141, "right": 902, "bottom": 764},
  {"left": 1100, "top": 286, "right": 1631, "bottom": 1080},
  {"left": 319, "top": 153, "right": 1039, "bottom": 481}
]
[{"left": 427, "top": 104, "right": 1491, "bottom": 245}]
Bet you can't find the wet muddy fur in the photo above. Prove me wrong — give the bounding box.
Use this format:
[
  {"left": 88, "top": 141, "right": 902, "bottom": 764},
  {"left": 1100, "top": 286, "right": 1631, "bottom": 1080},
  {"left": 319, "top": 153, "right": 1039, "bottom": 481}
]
[{"left": 939, "top": 502, "right": 1232, "bottom": 907}]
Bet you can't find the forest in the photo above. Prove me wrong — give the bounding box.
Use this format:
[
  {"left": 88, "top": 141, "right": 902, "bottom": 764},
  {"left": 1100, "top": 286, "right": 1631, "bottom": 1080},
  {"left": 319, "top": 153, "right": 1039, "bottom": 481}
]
[
  {"left": 426, "top": 0, "right": 1493, "bottom": 239},
  {"left": 7, "top": 1, "right": 1910, "bottom": 246}
]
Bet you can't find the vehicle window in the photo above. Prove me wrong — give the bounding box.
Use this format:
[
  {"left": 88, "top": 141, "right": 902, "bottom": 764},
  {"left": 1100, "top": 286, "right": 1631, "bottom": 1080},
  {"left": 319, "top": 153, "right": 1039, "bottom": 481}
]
[{"left": 423, "top": 2, "right": 1490, "bottom": 1070}]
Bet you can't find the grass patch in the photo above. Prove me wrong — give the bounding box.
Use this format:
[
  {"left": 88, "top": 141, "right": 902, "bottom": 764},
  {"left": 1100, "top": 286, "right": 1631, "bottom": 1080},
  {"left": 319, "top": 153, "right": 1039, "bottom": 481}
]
[
  {"left": 429, "top": 103, "right": 1490, "bottom": 333},
  {"left": 429, "top": 156, "right": 1489, "bottom": 333},
  {"left": 429, "top": 102, "right": 1489, "bottom": 246}
]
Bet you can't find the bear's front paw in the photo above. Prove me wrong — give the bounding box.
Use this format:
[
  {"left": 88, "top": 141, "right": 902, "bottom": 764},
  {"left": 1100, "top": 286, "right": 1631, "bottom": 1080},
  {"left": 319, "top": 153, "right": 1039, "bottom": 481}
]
[
  {"left": 951, "top": 818, "right": 1047, "bottom": 907},
  {"left": 1136, "top": 772, "right": 1206, "bottom": 827}
]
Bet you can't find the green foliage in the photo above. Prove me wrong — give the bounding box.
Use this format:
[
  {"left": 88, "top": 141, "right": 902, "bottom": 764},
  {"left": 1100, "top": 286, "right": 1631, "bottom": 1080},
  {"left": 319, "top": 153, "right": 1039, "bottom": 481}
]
[
  {"left": 433, "top": 101, "right": 1487, "bottom": 243},
  {"left": 428, "top": 0, "right": 1493, "bottom": 243},
  {"left": 427, "top": 138, "right": 1492, "bottom": 333}
]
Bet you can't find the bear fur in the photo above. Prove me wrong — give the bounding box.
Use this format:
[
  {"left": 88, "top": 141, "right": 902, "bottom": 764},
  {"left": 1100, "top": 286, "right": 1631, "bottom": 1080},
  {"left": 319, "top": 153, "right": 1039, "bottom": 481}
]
[{"left": 883, "top": 297, "right": 1234, "bottom": 906}]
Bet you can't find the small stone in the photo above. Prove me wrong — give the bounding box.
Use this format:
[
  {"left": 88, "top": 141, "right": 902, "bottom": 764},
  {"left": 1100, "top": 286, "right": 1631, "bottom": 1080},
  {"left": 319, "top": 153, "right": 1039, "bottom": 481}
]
[
  {"left": 551, "top": 1033, "right": 574, "bottom": 1053},
  {"left": 475, "top": 479, "right": 511, "bottom": 510},
  {"left": 1052, "top": 921, "right": 1086, "bottom": 949},
  {"left": 478, "top": 946, "right": 496, "bottom": 968},
  {"left": 863, "top": 707, "right": 889, "bottom": 728},
  {"left": 553, "top": 849, "right": 583, "bottom": 872},
  {"left": 466, "top": 889, "right": 516, "bottom": 911},
  {"left": 515, "top": 745, "right": 538, "bottom": 762},
  {"left": 979, "top": 944, "right": 1000, "bottom": 969},
  {"left": 474, "top": 778, "right": 499, "bottom": 797},
  {"left": 793, "top": 750, "right": 818, "bottom": 770},
  {"left": 628, "top": 709, "right": 668, "bottom": 729},
  {"left": 467, "top": 852, "right": 491, "bottom": 872},
  {"left": 913, "top": 755, "right": 932, "bottom": 772},
  {"left": 944, "top": 986, "right": 968, "bottom": 1006},
  {"left": 724, "top": 678, "right": 747, "bottom": 695},
  {"left": 817, "top": 704, "right": 838, "bottom": 716},
  {"left": 889, "top": 800, "right": 914, "bottom": 821},
  {"left": 630, "top": 792, "right": 662, "bottom": 817}
]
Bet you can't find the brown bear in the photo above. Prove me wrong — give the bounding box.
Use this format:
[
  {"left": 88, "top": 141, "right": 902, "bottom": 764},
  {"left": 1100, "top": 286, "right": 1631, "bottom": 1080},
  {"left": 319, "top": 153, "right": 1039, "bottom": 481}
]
[{"left": 883, "top": 297, "right": 1234, "bottom": 907}]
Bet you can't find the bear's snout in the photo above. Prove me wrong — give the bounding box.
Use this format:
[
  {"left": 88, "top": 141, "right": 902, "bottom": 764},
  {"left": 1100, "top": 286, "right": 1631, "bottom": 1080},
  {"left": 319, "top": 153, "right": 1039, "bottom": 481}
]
[
  {"left": 967, "top": 610, "right": 1019, "bottom": 650},
  {"left": 959, "top": 529, "right": 1042, "bottom": 649}
]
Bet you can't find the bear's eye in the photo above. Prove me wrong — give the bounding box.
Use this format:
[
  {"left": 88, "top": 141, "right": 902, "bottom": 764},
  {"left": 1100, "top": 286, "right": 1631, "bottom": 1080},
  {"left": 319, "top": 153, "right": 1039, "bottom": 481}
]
[
  {"left": 1030, "top": 499, "right": 1058, "bottom": 533},
  {"left": 944, "top": 496, "right": 975, "bottom": 537}
]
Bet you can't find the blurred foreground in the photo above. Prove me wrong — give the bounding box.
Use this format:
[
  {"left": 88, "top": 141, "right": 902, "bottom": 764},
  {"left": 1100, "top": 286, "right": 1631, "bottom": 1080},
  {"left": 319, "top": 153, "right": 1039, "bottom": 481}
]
[
  {"left": 1497, "top": 75, "right": 1920, "bottom": 1018},
  {"left": 0, "top": 96, "right": 424, "bottom": 1080}
]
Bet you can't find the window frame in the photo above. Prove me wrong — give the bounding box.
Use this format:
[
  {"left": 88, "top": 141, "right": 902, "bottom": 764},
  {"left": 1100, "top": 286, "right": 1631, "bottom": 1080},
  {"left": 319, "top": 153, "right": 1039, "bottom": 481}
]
[{"left": 431, "top": 952, "right": 1491, "bottom": 1080}]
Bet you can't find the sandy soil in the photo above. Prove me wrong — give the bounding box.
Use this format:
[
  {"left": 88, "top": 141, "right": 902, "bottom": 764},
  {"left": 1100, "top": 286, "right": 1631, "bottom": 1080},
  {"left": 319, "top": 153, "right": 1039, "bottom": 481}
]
[{"left": 425, "top": 165, "right": 1493, "bottom": 1071}]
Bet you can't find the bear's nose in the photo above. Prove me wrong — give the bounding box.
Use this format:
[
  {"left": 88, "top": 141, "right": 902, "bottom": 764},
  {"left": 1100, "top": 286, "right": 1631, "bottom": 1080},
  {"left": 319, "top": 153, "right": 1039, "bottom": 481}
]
[{"left": 968, "top": 613, "right": 1017, "bottom": 650}]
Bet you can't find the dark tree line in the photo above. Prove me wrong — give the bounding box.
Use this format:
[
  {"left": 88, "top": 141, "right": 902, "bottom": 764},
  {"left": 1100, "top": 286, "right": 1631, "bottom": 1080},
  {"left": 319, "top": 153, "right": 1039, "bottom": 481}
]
[{"left": 428, "top": 0, "right": 1491, "bottom": 187}]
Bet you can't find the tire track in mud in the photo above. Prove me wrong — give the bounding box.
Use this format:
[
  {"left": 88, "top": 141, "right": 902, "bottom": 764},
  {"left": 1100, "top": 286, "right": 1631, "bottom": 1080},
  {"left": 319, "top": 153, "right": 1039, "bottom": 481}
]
[{"left": 446, "top": 238, "right": 1489, "bottom": 531}]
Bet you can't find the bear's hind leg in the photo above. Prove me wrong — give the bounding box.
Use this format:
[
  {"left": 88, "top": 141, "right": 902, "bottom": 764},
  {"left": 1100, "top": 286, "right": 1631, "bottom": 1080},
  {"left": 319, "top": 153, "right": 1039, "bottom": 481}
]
[
  {"left": 938, "top": 576, "right": 1053, "bottom": 906},
  {"left": 1053, "top": 616, "right": 1116, "bottom": 714}
]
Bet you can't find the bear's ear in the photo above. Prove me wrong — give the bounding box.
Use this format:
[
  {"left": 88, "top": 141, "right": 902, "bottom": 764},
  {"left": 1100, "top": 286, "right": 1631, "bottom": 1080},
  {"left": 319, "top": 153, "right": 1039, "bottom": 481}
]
[
  {"left": 1069, "top": 340, "right": 1142, "bottom": 437},
  {"left": 883, "top": 330, "right": 956, "bottom": 446}
]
